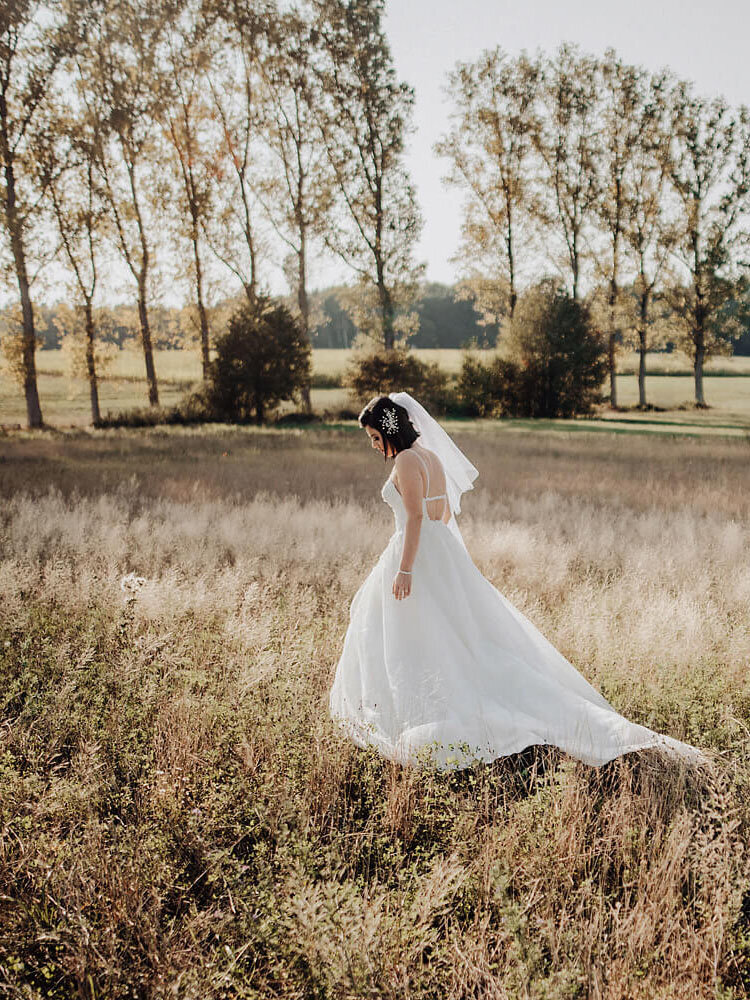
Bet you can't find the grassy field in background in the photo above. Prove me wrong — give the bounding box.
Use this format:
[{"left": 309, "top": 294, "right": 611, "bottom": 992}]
[
  {"left": 2, "top": 347, "right": 750, "bottom": 434},
  {"left": 1, "top": 426, "right": 748, "bottom": 996},
  {"left": 27, "top": 346, "right": 750, "bottom": 382}
]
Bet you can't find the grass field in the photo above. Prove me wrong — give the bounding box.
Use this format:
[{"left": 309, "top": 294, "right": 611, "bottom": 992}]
[
  {"left": 26, "top": 346, "right": 750, "bottom": 382},
  {"left": 2, "top": 348, "right": 750, "bottom": 435},
  {"left": 1, "top": 425, "right": 748, "bottom": 997}
]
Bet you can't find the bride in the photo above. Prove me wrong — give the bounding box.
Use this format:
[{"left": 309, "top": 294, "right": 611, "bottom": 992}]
[{"left": 328, "top": 391, "right": 706, "bottom": 772}]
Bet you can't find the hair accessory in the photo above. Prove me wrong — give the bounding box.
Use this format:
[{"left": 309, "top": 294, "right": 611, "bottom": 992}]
[{"left": 380, "top": 408, "right": 399, "bottom": 434}]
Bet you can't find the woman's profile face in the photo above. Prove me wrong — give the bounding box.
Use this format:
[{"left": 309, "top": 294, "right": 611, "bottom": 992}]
[{"left": 365, "top": 426, "right": 387, "bottom": 455}]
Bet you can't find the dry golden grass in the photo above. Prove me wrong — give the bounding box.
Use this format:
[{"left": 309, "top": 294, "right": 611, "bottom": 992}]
[{"left": 0, "top": 425, "right": 748, "bottom": 998}]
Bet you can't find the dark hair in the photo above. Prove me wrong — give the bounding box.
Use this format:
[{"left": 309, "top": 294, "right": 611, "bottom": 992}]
[{"left": 359, "top": 395, "right": 419, "bottom": 461}]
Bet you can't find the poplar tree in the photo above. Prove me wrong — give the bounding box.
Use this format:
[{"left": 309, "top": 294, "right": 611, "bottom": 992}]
[
  {"left": 82, "top": 1, "right": 177, "bottom": 407},
  {"left": 533, "top": 44, "right": 600, "bottom": 302},
  {"left": 435, "top": 48, "right": 541, "bottom": 322},
  {"left": 162, "top": 3, "right": 221, "bottom": 379},
  {"left": 313, "top": 0, "right": 423, "bottom": 350},
  {"left": 257, "top": 5, "right": 333, "bottom": 410},
  {"left": 34, "top": 93, "right": 108, "bottom": 424},
  {"left": 621, "top": 73, "right": 675, "bottom": 407},
  {"left": 667, "top": 83, "right": 750, "bottom": 405},
  {"left": 0, "top": 0, "right": 90, "bottom": 427},
  {"left": 203, "top": 3, "right": 269, "bottom": 305},
  {"left": 596, "top": 52, "right": 652, "bottom": 408}
]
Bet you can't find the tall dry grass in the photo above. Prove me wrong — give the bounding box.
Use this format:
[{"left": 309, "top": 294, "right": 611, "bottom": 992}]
[{"left": 0, "top": 425, "right": 748, "bottom": 998}]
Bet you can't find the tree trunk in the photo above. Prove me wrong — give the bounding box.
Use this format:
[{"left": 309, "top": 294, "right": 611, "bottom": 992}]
[
  {"left": 137, "top": 275, "right": 159, "bottom": 407},
  {"left": 506, "top": 210, "right": 517, "bottom": 319},
  {"left": 694, "top": 333, "right": 706, "bottom": 406},
  {"left": 571, "top": 233, "right": 580, "bottom": 301},
  {"left": 694, "top": 288, "right": 707, "bottom": 407},
  {"left": 298, "top": 232, "right": 312, "bottom": 413},
  {"left": 191, "top": 225, "right": 210, "bottom": 380},
  {"left": 3, "top": 152, "right": 43, "bottom": 427},
  {"left": 608, "top": 252, "right": 619, "bottom": 408},
  {"left": 377, "top": 261, "right": 394, "bottom": 351},
  {"left": 84, "top": 298, "right": 101, "bottom": 425},
  {"left": 125, "top": 156, "right": 159, "bottom": 407},
  {"left": 18, "top": 250, "right": 43, "bottom": 428},
  {"left": 608, "top": 332, "right": 617, "bottom": 409},
  {"left": 637, "top": 289, "right": 649, "bottom": 408}
]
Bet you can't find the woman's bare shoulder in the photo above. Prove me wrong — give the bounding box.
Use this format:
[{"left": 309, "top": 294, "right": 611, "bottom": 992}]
[
  {"left": 394, "top": 448, "right": 421, "bottom": 473},
  {"left": 392, "top": 448, "right": 422, "bottom": 486}
]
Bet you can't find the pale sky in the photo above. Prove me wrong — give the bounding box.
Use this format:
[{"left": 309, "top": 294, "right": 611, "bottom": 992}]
[{"left": 384, "top": 0, "right": 750, "bottom": 286}]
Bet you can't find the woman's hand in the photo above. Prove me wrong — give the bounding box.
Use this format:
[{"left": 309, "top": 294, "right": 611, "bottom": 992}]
[{"left": 392, "top": 569, "right": 412, "bottom": 600}]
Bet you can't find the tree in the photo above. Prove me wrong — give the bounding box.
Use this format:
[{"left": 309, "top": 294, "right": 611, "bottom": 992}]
[
  {"left": 435, "top": 48, "right": 541, "bottom": 321},
  {"left": 621, "top": 73, "right": 676, "bottom": 407},
  {"left": 161, "top": 2, "right": 222, "bottom": 380},
  {"left": 205, "top": 297, "right": 311, "bottom": 424},
  {"left": 203, "top": 3, "right": 269, "bottom": 306},
  {"left": 0, "top": 0, "right": 91, "bottom": 427},
  {"left": 533, "top": 44, "right": 600, "bottom": 302},
  {"left": 506, "top": 280, "right": 607, "bottom": 417},
  {"left": 595, "top": 52, "right": 652, "bottom": 409},
  {"left": 82, "top": 1, "right": 178, "bottom": 407},
  {"left": 256, "top": 5, "right": 333, "bottom": 411},
  {"left": 667, "top": 84, "right": 750, "bottom": 405},
  {"left": 33, "top": 87, "right": 109, "bottom": 424},
  {"left": 313, "top": 0, "right": 424, "bottom": 350}
]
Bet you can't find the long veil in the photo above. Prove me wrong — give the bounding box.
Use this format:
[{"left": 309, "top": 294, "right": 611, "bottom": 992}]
[{"left": 388, "top": 391, "right": 478, "bottom": 552}]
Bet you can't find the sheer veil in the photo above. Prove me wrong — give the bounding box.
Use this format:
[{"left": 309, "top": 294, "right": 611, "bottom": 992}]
[{"left": 388, "top": 391, "right": 478, "bottom": 551}]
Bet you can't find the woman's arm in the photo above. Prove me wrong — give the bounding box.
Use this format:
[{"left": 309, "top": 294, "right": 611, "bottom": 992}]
[{"left": 392, "top": 450, "right": 423, "bottom": 600}]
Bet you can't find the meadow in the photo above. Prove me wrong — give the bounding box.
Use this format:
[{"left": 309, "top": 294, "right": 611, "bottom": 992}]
[
  {"left": 0, "top": 423, "right": 748, "bottom": 998},
  {"left": 2, "top": 348, "right": 750, "bottom": 435}
]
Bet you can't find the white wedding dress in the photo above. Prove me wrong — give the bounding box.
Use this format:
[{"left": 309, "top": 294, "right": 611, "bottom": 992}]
[{"left": 329, "top": 447, "right": 705, "bottom": 772}]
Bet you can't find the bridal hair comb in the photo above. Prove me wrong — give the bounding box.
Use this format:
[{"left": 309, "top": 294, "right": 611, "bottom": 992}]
[{"left": 380, "top": 408, "right": 399, "bottom": 434}]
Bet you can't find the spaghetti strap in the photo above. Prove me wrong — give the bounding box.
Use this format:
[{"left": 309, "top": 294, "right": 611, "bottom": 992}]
[
  {"left": 413, "top": 448, "right": 448, "bottom": 519},
  {"left": 412, "top": 449, "right": 431, "bottom": 497}
]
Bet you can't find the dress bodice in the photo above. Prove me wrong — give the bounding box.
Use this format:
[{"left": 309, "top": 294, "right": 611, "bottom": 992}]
[{"left": 381, "top": 448, "right": 449, "bottom": 532}]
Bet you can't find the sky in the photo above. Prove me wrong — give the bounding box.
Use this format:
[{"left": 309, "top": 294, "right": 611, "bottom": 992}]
[{"left": 383, "top": 0, "right": 750, "bottom": 287}]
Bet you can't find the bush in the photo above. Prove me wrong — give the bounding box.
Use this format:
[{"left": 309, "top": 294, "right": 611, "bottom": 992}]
[
  {"left": 456, "top": 354, "right": 520, "bottom": 418},
  {"left": 95, "top": 386, "right": 221, "bottom": 429},
  {"left": 457, "top": 284, "right": 607, "bottom": 419},
  {"left": 343, "top": 348, "right": 455, "bottom": 415},
  {"left": 205, "top": 297, "right": 311, "bottom": 425}
]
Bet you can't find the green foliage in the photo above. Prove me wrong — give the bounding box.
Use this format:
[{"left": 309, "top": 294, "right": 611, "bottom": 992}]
[
  {"left": 458, "top": 283, "right": 608, "bottom": 418},
  {"left": 456, "top": 353, "right": 521, "bottom": 417},
  {"left": 507, "top": 282, "right": 608, "bottom": 417},
  {"left": 343, "top": 348, "right": 454, "bottom": 415},
  {"left": 205, "top": 297, "right": 312, "bottom": 425}
]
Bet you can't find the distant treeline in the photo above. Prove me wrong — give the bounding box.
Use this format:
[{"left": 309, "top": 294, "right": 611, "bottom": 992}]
[{"left": 13, "top": 280, "right": 750, "bottom": 355}]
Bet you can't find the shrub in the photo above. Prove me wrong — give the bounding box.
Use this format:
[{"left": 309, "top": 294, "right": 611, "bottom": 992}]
[
  {"left": 95, "top": 386, "right": 220, "bottom": 429},
  {"left": 508, "top": 283, "right": 607, "bottom": 418},
  {"left": 456, "top": 354, "right": 520, "bottom": 418},
  {"left": 205, "top": 297, "right": 312, "bottom": 425},
  {"left": 343, "top": 348, "right": 454, "bottom": 415},
  {"left": 457, "top": 284, "right": 607, "bottom": 419}
]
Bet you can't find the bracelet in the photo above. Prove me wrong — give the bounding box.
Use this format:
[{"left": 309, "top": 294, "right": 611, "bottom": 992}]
[{"left": 398, "top": 569, "right": 412, "bottom": 575}]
